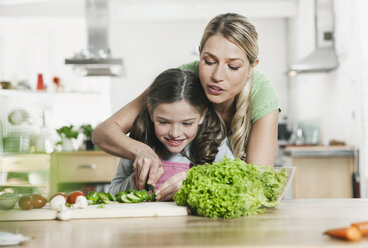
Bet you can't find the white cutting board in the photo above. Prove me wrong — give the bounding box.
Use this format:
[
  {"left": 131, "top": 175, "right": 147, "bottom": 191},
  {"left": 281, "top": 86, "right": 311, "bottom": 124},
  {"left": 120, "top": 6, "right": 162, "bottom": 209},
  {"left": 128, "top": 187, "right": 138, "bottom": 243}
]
[
  {"left": 0, "top": 206, "right": 57, "bottom": 221},
  {"left": 0, "top": 202, "right": 188, "bottom": 221}
]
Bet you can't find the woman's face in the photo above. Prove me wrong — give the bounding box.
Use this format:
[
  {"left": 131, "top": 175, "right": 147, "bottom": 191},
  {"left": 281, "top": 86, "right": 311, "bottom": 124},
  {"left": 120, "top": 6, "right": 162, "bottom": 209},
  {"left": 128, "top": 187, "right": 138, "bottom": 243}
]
[
  {"left": 199, "top": 34, "right": 256, "bottom": 110},
  {"left": 149, "top": 100, "right": 206, "bottom": 154}
]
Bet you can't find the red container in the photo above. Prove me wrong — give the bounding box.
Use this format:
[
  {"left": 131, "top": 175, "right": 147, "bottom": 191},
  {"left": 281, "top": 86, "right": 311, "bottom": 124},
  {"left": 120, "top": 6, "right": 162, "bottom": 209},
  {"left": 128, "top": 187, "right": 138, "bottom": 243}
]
[{"left": 37, "top": 73, "right": 45, "bottom": 90}]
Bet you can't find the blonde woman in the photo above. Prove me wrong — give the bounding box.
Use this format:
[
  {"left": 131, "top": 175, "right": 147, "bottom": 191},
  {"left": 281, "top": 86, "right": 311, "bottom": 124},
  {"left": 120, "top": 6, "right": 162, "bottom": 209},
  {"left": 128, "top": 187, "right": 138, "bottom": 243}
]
[{"left": 92, "top": 13, "right": 279, "bottom": 200}]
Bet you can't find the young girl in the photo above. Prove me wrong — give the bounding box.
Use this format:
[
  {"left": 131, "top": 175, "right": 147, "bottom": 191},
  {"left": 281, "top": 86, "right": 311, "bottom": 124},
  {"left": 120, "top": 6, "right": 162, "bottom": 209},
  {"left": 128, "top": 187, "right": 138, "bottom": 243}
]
[{"left": 108, "top": 68, "right": 234, "bottom": 200}]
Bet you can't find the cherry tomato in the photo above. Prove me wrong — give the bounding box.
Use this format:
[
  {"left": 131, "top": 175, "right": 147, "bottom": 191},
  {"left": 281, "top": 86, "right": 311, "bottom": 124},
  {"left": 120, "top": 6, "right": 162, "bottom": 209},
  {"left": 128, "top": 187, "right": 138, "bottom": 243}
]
[
  {"left": 30, "top": 194, "right": 46, "bottom": 209},
  {"left": 19, "top": 195, "right": 33, "bottom": 210},
  {"left": 50, "top": 192, "right": 68, "bottom": 202},
  {"left": 68, "top": 191, "right": 85, "bottom": 204}
]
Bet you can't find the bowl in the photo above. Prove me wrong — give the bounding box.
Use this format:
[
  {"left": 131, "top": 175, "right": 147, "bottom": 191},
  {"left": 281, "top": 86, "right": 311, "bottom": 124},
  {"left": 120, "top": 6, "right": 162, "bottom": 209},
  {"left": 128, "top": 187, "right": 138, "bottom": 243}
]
[
  {"left": 275, "top": 166, "right": 296, "bottom": 201},
  {"left": 0, "top": 194, "right": 19, "bottom": 210}
]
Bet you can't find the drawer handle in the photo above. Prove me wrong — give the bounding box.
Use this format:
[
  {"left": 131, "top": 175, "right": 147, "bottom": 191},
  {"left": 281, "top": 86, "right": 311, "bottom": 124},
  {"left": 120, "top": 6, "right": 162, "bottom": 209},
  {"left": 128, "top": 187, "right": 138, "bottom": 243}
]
[{"left": 78, "top": 164, "right": 97, "bottom": 169}]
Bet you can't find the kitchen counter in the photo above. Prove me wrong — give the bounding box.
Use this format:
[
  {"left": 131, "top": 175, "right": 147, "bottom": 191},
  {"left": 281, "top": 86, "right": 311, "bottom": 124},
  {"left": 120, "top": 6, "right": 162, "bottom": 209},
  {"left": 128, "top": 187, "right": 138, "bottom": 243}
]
[
  {"left": 1, "top": 199, "right": 368, "bottom": 247},
  {"left": 280, "top": 146, "right": 358, "bottom": 198},
  {"left": 283, "top": 145, "right": 357, "bottom": 157}
]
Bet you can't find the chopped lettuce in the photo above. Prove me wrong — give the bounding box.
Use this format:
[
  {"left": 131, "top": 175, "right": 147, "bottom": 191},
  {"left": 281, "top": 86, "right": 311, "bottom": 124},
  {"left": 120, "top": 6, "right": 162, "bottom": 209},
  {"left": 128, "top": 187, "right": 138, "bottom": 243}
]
[{"left": 173, "top": 157, "right": 287, "bottom": 218}]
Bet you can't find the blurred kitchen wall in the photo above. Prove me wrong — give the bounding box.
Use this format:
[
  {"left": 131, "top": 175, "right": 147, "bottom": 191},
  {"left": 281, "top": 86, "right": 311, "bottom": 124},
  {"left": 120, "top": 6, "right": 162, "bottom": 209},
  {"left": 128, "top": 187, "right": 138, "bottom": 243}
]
[{"left": 287, "top": 0, "right": 368, "bottom": 196}]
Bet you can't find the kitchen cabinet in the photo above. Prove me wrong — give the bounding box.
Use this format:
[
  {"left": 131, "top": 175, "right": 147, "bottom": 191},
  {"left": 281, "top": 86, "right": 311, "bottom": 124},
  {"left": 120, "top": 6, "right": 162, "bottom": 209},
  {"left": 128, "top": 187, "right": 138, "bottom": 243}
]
[
  {"left": 0, "top": 154, "right": 50, "bottom": 196},
  {"left": 282, "top": 146, "right": 357, "bottom": 198},
  {"left": 50, "top": 151, "right": 120, "bottom": 197}
]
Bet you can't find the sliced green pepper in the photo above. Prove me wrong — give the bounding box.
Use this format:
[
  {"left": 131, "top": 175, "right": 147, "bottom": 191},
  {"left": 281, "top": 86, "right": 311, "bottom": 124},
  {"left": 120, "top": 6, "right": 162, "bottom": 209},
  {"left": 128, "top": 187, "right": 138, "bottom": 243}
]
[
  {"left": 115, "top": 191, "right": 129, "bottom": 203},
  {"left": 115, "top": 190, "right": 155, "bottom": 203},
  {"left": 150, "top": 191, "right": 156, "bottom": 202},
  {"left": 120, "top": 194, "right": 132, "bottom": 203},
  {"left": 97, "top": 191, "right": 111, "bottom": 204},
  {"left": 107, "top": 192, "right": 116, "bottom": 202},
  {"left": 139, "top": 190, "right": 150, "bottom": 202},
  {"left": 87, "top": 191, "right": 100, "bottom": 204},
  {"left": 127, "top": 192, "right": 142, "bottom": 203}
]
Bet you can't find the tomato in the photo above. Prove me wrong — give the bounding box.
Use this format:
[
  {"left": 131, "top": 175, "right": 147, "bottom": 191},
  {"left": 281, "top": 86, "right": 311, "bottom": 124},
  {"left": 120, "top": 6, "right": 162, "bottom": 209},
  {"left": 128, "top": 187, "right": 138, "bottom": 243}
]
[
  {"left": 19, "top": 195, "right": 33, "bottom": 210},
  {"left": 68, "top": 191, "right": 85, "bottom": 204},
  {"left": 30, "top": 194, "right": 46, "bottom": 209},
  {"left": 50, "top": 192, "right": 68, "bottom": 202}
]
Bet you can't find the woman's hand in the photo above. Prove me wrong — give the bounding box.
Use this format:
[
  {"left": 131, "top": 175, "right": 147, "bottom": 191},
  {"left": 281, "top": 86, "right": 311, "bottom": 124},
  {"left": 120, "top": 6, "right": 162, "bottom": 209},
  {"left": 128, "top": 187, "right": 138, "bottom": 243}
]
[
  {"left": 155, "top": 171, "right": 187, "bottom": 201},
  {"left": 132, "top": 150, "right": 164, "bottom": 190}
]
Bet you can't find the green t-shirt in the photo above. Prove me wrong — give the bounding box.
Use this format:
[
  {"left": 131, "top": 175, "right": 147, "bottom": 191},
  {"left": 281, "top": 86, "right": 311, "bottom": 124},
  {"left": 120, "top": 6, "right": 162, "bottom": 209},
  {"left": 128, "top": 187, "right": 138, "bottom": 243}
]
[{"left": 179, "top": 61, "right": 279, "bottom": 124}]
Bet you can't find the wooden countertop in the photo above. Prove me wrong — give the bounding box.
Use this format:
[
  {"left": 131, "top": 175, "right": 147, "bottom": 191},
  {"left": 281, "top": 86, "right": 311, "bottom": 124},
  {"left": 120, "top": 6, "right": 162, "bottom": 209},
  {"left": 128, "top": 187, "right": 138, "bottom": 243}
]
[{"left": 1, "top": 199, "right": 368, "bottom": 247}]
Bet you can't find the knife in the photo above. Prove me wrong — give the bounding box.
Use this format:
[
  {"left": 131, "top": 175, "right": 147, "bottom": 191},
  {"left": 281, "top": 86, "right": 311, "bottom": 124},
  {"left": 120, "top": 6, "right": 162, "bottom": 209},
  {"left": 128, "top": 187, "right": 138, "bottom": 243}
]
[{"left": 145, "top": 183, "right": 156, "bottom": 202}]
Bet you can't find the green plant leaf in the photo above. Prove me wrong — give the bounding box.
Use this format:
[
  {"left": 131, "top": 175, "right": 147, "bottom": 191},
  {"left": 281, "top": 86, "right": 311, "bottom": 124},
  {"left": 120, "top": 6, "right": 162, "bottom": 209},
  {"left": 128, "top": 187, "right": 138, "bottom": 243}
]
[
  {"left": 56, "top": 125, "right": 79, "bottom": 139},
  {"left": 80, "top": 124, "right": 94, "bottom": 138}
]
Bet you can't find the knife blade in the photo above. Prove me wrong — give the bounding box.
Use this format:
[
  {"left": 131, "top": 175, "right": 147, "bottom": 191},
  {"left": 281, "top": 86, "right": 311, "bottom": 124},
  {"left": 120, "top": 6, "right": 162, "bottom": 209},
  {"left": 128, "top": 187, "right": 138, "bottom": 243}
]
[{"left": 145, "top": 183, "right": 156, "bottom": 202}]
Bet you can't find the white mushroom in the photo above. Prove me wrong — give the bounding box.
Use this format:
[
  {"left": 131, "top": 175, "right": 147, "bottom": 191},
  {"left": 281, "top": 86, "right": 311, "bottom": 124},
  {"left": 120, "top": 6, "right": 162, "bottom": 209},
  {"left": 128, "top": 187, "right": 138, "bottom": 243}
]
[
  {"left": 50, "top": 195, "right": 66, "bottom": 211},
  {"left": 57, "top": 205, "right": 72, "bottom": 220},
  {"left": 71, "top": 195, "right": 88, "bottom": 209}
]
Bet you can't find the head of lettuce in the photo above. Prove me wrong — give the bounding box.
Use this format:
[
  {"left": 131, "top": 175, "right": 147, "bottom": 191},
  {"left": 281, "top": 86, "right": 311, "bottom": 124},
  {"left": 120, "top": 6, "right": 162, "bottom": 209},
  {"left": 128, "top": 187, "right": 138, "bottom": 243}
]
[{"left": 173, "top": 157, "right": 288, "bottom": 218}]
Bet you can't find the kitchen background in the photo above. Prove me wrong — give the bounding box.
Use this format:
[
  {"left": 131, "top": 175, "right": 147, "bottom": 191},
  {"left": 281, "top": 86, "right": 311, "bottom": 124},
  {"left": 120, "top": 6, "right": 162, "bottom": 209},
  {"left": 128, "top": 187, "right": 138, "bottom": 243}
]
[{"left": 0, "top": 0, "right": 367, "bottom": 198}]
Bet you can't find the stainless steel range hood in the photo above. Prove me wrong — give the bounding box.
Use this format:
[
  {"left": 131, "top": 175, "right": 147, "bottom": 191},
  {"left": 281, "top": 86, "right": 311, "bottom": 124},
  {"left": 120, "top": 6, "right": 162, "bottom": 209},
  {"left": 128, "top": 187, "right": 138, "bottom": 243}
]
[
  {"left": 288, "top": 0, "right": 338, "bottom": 75},
  {"left": 65, "top": 0, "right": 123, "bottom": 77}
]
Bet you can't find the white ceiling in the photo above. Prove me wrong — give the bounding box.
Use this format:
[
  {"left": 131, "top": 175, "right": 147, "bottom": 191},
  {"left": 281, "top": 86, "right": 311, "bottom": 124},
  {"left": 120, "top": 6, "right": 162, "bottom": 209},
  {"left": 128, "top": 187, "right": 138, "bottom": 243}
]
[{"left": 0, "top": 0, "right": 297, "bottom": 20}]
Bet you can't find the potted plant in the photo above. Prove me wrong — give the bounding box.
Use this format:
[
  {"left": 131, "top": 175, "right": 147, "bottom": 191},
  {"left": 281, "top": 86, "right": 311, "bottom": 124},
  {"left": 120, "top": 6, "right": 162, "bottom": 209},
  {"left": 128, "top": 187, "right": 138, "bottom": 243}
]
[
  {"left": 80, "top": 124, "right": 94, "bottom": 150},
  {"left": 56, "top": 125, "right": 79, "bottom": 151}
]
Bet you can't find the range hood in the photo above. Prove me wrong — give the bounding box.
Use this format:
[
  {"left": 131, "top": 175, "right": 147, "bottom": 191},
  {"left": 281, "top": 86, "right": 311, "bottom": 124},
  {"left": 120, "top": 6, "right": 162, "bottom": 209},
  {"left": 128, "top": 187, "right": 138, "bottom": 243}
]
[
  {"left": 65, "top": 0, "right": 123, "bottom": 77},
  {"left": 288, "top": 0, "right": 338, "bottom": 75}
]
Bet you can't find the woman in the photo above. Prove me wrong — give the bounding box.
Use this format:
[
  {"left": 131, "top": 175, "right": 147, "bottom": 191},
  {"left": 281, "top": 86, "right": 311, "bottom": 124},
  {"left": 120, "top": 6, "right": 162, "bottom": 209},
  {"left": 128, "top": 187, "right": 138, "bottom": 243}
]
[{"left": 92, "top": 13, "right": 279, "bottom": 199}]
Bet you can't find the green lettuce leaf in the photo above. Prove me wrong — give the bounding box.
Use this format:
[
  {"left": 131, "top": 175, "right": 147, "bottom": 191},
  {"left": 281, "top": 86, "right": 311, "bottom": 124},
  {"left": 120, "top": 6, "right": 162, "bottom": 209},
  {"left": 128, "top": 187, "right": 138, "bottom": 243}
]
[{"left": 173, "top": 157, "right": 287, "bottom": 218}]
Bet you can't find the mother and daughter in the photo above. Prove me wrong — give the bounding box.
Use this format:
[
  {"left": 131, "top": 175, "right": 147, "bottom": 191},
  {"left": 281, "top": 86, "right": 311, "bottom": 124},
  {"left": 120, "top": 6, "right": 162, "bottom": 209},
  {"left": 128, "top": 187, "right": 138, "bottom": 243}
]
[{"left": 93, "top": 13, "right": 280, "bottom": 201}]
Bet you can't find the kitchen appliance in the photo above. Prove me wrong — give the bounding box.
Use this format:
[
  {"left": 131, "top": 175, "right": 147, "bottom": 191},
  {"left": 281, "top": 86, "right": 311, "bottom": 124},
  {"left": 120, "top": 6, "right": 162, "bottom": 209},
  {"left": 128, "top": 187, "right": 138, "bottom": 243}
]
[
  {"left": 278, "top": 123, "right": 291, "bottom": 141},
  {"left": 288, "top": 119, "right": 320, "bottom": 146},
  {"left": 65, "top": 0, "right": 123, "bottom": 77},
  {"left": 288, "top": 0, "right": 338, "bottom": 75},
  {"left": 352, "top": 149, "right": 360, "bottom": 198}
]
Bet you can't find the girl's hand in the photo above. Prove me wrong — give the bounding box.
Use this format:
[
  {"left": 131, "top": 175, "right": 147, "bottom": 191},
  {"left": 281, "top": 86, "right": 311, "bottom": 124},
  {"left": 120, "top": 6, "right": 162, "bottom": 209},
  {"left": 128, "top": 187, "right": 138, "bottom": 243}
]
[
  {"left": 133, "top": 150, "right": 164, "bottom": 190},
  {"left": 156, "top": 171, "right": 187, "bottom": 201}
]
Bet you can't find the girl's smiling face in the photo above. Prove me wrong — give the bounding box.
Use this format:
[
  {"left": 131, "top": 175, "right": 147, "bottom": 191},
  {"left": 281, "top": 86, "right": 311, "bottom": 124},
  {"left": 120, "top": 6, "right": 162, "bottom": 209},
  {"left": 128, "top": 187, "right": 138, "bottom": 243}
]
[
  {"left": 149, "top": 100, "right": 206, "bottom": 154},
  {"left": 199, "top": 34, "right": 257, "bottom": 111}
]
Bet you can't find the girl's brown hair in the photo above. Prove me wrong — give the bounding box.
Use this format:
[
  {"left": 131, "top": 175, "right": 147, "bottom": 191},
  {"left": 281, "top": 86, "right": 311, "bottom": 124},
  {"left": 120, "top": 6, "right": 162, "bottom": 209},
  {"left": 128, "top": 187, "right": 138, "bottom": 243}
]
[{"left": 129, "top": 68, "right": 225, "bottom": 165}]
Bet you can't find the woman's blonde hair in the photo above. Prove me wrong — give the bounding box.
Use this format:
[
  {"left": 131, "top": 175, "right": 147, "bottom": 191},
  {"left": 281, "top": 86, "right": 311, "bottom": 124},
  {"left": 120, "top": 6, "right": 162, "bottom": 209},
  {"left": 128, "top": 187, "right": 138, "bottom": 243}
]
[{"left": 199, "top": 13, "right": 259, "bottom": 160}]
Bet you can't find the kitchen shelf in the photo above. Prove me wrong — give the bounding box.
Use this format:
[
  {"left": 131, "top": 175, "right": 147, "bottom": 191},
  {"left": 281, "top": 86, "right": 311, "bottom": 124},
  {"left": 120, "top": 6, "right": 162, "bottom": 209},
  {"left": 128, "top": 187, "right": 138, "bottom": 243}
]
[
  {"left": 0, "top": 89, "right": 100, "bottom": 96},
  {"left": 0, "top": 184, "right": 48, "bottom": 187},
  {"left": 283, "top": 145, "right": 357, "bottom": 157}
]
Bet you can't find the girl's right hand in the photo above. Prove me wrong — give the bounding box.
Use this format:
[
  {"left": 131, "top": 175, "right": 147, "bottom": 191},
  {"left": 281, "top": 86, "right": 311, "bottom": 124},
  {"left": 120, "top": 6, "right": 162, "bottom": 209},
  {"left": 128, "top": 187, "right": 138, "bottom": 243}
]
[{"left": 132, "top": 150, "right": 164, "bottom": 190}]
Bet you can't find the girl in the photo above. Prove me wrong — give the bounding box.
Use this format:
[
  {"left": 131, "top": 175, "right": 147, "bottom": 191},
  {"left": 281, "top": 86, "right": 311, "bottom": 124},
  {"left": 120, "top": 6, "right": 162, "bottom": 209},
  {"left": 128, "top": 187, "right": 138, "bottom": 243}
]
[
  {"left": 108, "top": 68, "right": 234, "bottom": 200},
  {"left": 94, "top": 13, "right": 279, "bottom": 200}
]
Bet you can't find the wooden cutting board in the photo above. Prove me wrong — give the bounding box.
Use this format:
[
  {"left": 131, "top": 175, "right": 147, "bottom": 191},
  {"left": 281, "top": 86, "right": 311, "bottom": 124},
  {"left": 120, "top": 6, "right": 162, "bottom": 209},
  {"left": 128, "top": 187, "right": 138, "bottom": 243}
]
[{"left": 0, "top": 202, "right": 188, "bottom": 221}]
